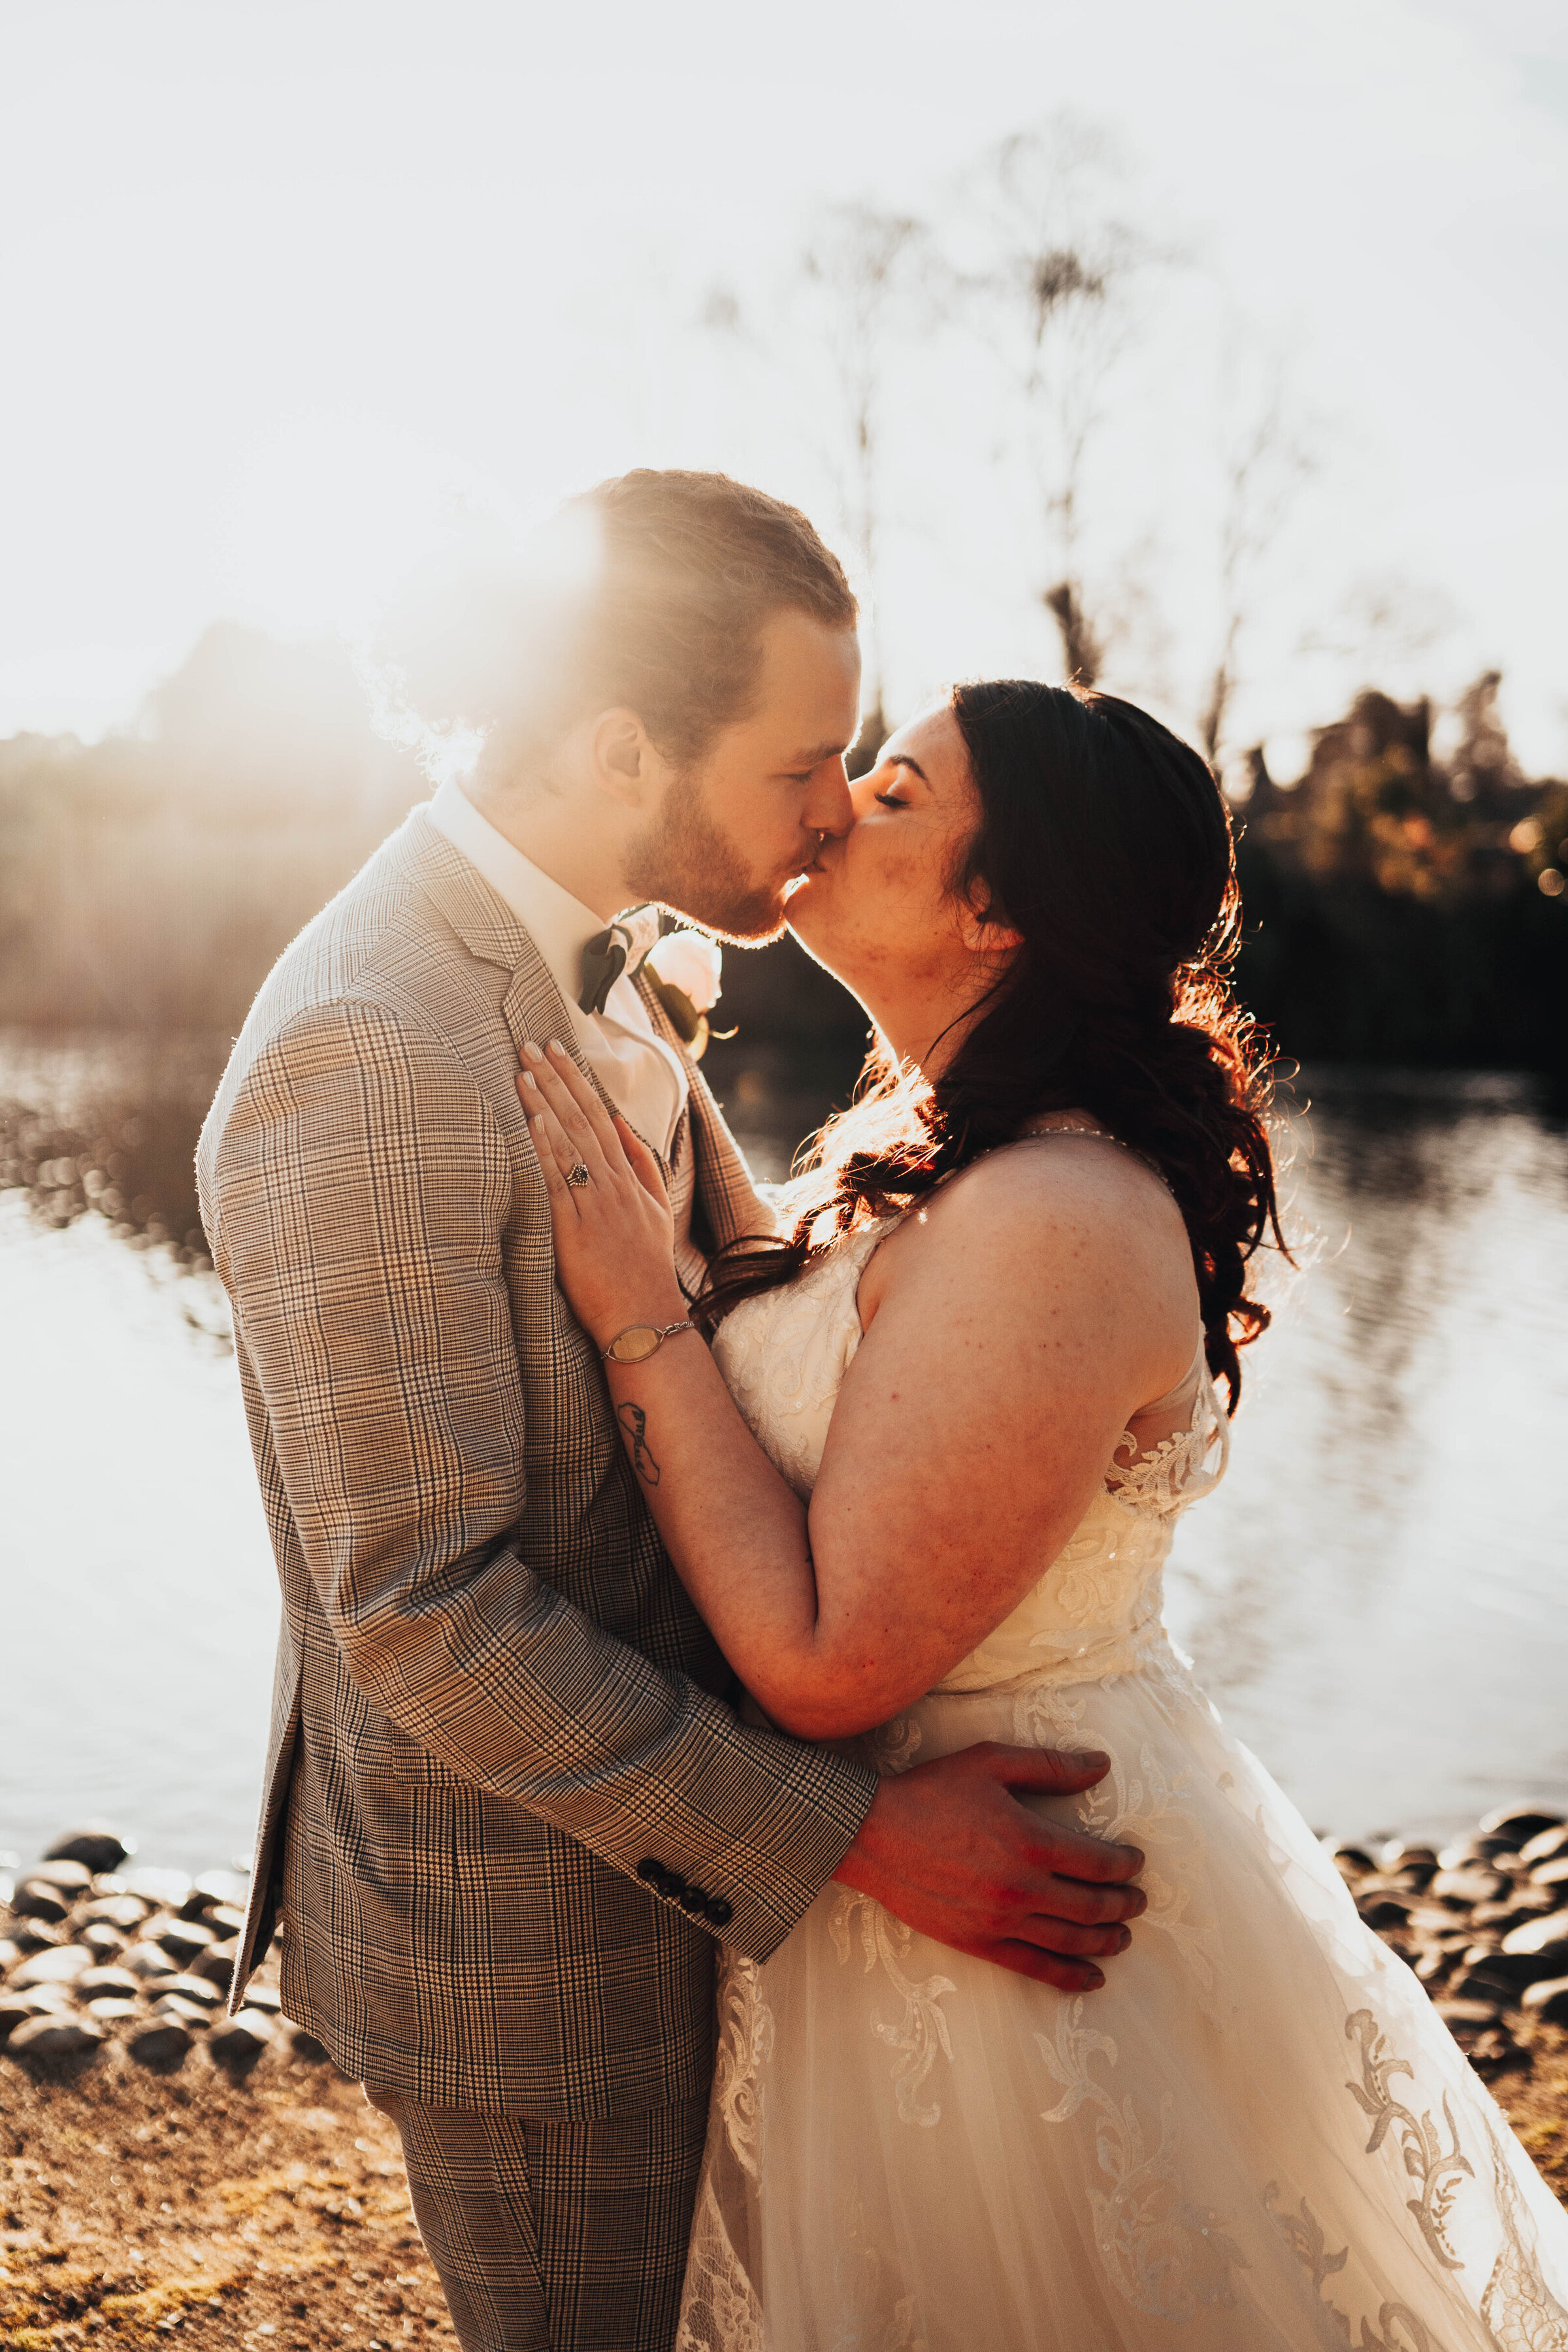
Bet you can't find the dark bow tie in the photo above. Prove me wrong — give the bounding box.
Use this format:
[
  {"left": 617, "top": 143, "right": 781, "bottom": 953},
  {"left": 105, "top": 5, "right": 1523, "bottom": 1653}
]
[{"left": 578, "top": 906, "right": 659, "bottom": 1017}]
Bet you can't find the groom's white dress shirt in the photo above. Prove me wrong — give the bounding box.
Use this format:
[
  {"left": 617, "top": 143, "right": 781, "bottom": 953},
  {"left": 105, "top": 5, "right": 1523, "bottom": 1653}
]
[{"left": 427, "top": 779, "right": 688, "bottom": 1160}]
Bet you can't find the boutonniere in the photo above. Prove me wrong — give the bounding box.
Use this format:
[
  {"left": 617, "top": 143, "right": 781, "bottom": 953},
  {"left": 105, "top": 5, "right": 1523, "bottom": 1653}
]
[{"left": 642, "top": 928, "right": 726, "bottom": 1060}]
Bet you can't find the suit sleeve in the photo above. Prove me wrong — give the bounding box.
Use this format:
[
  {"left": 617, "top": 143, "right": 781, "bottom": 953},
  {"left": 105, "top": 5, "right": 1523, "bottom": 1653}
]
[{"left": 203, "top": 995, "right": 875, "bottom": 1961}]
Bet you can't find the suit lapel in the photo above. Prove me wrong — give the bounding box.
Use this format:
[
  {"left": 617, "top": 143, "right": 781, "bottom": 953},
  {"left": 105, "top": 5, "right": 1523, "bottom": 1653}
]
[
  {"left": 400, "top": 807, "right": 540, "bottom": 979},
  {"left": 636, "top": 975, "right": 775, "bottom": 1252},
  {"left": 402, "top": 808, "right": 668, "bottom": 1160},
  {"left": 402, "top": 808, "right": 774, "bottom": 1238}
]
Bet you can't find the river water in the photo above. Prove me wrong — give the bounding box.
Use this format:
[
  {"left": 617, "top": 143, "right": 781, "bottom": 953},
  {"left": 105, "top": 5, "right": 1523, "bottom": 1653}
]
[{"left": 2, "top": 1045, "right": 1565, "bottom": 1874}]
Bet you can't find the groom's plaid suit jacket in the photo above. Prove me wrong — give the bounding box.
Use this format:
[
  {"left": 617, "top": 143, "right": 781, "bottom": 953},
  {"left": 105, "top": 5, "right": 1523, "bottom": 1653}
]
[{"left": 197, "top": 808, "right": 875, "bottom": 2115}]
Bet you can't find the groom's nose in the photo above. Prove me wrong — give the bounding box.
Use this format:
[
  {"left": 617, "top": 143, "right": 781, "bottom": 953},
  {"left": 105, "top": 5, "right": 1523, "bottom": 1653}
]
[{"left": 803, "top": 758, "right": 855, "bottom": 843}]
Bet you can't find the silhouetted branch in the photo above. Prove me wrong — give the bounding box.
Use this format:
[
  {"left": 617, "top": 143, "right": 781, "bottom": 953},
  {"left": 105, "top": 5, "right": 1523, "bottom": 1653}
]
[{"left": 949, "top": 116, "right": 1168, "bottom": 680}]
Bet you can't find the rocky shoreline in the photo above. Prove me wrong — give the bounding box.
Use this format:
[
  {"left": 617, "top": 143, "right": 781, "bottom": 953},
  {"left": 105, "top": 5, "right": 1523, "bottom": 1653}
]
[
  {"left": 0, "top": 1827, "right": 459, "bottom": 2346},
  {"left": 3, "top": 1807, "right": 1568, "bottom": 2342},
  {"left": 1, "top": 1830, "right": 301, "bottom": 2086},
  {"left": 1329, "top": 1801, "right": 1568, "bottom": 2076}
]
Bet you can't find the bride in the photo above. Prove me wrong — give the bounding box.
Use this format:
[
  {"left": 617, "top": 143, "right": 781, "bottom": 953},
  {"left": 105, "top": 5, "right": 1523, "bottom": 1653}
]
[{"left": 519, "top": 679, "right": 1568, "bottom": 2349}]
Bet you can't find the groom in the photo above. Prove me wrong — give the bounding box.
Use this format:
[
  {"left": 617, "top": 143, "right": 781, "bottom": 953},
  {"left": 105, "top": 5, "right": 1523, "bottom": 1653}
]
[{"left": 198, "top": 469, "right": 1147, "bottom": 2352}]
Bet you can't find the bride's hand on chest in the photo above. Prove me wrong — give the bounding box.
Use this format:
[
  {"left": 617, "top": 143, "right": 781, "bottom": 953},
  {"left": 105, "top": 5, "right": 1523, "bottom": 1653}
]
[{"left": 516, "top": 1042, "right": 687, "bottom": 1347}]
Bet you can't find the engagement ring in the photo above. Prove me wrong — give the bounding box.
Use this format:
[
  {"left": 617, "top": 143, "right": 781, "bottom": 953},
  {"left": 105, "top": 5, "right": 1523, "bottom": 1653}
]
[{"left": 566, "top": 1162, "right": 591, "bottom": 1188}]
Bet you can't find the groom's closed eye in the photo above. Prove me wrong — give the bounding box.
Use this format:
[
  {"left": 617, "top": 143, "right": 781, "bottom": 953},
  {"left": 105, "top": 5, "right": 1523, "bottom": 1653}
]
[{"left": 777, "top": 740, "right": 851, "bottom": 784}]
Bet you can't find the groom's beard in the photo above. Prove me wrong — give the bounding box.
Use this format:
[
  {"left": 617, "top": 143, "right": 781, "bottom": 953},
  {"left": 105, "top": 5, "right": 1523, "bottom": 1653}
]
[{"left": 623, "top": 772, "right": 792, "bottom": 944}]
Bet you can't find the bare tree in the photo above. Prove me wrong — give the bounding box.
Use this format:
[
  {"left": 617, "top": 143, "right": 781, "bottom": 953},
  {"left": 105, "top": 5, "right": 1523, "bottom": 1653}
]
[
  {"left": 1042, "top": 581, "right": 1104, "bottom": 691},
  {"left": 1296, "top": 570, "right": 1458, "bottom": 679},
  {"left": 1201, "top": 367, "right": 1316, "bottom": 769},
  {"left": 697, "top": 207, "right": 923, "bottom": 768},
  {"left": 798, "top": 202, "right": 925, "bottom": 760},
  {"left": 955, "top": 118, "right": 1159, "bottom": 685}
]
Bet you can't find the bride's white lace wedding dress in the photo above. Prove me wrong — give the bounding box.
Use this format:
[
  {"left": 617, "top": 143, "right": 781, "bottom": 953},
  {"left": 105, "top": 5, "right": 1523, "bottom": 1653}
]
[{"left": 676, "top": 1213, "right": 1568, "bottom": 2350}]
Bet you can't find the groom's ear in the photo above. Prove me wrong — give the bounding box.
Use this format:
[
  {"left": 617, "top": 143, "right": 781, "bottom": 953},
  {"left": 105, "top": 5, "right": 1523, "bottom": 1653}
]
[{"left": 590, "top": 708, "right": 658, "bottom": 809}]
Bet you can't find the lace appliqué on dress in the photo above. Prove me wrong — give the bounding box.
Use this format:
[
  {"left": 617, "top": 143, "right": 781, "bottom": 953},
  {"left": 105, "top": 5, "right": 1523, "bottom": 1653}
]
[
  {"left": 1077, "top": 1739, "right": 1222, "bottom": 2002},
  {"left": 1343, "top": 2009, "right": 1472, "bottom": 2269},
  {"left": 1263, "top": 2182, "right": 1437, "bottom": 2351},
  {"left": 714, "top": 1955, "right": 774, "bottom": 2180},
  {"left": 1041, "top": 1516, "right": 1143, "bottom": 1629},
  {"left": 1264, "top": 2014, "right": 1568, "bottom": 2352},
  {"left": 1104, "top": 1371, "right": 1230, "bottom": 1518},
  {"left": 677, "top": 1959, "right": 775, "bottom": 2352},
  {"left": 866, "top": 1712, "right": 922, "bottom": 1775},
  {"left": 1036, "top": 1997, "right": 1250, "bottom": 2319},
  {"left": 830, "top": 1889, "right": 956, "bottom": 2128},
  {"left": 832, "top": 2181, "right": 931, "bottom": 2352},
  {"left": 1013, "top": 1679, "right": 1091, "bottom": 1744},
  {"left": 678, "top": 2172, "right": 766, "bottom": 2352},
  {"left": 1478, "top": 2125, "right": 1568, "bottom": 2351}
]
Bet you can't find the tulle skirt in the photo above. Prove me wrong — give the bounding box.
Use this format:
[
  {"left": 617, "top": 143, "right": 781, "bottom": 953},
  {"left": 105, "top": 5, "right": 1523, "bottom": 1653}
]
[{"left": 676, "top": 1641, "right": 1568, "bottom": 2350}]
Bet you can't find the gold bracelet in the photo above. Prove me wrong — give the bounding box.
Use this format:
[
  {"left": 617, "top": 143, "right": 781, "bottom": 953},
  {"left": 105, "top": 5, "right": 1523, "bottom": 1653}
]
[{"left": 601, "top": 1320, "right": 696, "bottom": 1365}]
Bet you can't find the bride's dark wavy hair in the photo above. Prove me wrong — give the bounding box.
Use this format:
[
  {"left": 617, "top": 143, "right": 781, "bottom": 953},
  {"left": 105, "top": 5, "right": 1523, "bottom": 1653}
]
[{"left": 696, "top": 679, "right": 1288, "bottom": 1411}]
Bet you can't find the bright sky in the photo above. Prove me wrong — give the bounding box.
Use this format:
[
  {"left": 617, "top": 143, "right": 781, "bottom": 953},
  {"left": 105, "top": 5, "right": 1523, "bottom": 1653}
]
[{"left": 1, "top": 0, "right": 1564, "bottom": 770}]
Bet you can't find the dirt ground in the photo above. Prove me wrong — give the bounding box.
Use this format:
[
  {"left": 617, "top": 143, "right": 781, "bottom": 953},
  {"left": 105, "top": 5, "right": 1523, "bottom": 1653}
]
[
  {"left": 1486, "top": 2018, "right": 1568, "bottom": 2204},
  {"left": 0, "top": 2039, "right": 453, "bottom": 2349},
  {"left": 3, "top": 2021, "right": 1567, "bottom": 2349}
]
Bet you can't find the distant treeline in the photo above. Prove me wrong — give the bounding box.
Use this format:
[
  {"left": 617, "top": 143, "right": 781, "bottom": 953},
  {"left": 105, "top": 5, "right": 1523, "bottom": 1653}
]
[
  {"left": 2, "top": 627, "right": 1565, "bottom": 1082},
  {"left": 0, "top": 627, "right": 426, "bottom": 1034},
  {"left": 1232, "top": 678, "right": 1568, "bottom": 1084}
]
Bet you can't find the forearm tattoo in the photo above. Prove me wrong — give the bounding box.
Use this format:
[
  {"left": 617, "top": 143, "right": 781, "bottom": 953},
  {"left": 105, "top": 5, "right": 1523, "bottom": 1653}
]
[{"left": 617, "top": 1400, "right": 660, "bottom": 1487}]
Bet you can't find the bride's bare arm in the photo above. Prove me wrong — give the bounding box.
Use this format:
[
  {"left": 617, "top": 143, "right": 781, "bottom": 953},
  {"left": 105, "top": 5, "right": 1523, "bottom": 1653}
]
[{"left": 521, "top": 1043, "right": 1196, "bottom": 1741}]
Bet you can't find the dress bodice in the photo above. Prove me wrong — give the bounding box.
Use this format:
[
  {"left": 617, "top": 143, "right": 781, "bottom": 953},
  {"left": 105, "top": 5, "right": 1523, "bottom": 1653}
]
[{"left": 711, "top": 1218, "right": 1229, "bottom": 1693}]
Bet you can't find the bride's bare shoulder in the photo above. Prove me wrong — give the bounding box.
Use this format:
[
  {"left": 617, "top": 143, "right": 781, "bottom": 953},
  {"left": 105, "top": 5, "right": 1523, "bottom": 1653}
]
[
  {"left": 859, "top": 1136, "right": 1192, "bottom": 1326},
  {"left": 966, "top": 1133, "right": 1185, "bottom": 1222}
]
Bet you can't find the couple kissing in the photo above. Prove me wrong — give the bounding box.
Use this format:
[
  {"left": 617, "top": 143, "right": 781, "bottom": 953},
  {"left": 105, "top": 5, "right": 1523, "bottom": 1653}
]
[{"left": 199, "top": 469, "right": 1568, "bottom": 2350}]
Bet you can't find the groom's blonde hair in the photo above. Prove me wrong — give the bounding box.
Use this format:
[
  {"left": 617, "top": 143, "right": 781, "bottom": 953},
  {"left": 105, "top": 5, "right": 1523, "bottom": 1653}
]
[{"left": 445, "top": 471, "right": 857, "bottom": 787}]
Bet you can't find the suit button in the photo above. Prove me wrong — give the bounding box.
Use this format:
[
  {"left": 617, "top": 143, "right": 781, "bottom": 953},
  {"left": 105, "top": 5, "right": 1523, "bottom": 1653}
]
[
  {"left": 636, "top": 1859, "right": 666, "bottom": 1888},
  {"left": 678, "top": 1887, "right": 706, "bottom": 1914},
  {"left": 706, "top": 1897, "right": 733, "bottom": 1929}
]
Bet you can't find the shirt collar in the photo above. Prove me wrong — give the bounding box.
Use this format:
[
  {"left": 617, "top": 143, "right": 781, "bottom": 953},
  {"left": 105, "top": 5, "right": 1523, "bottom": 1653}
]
[{"left": 427, "top": 779, "right": 612, "bottom": 1015}]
